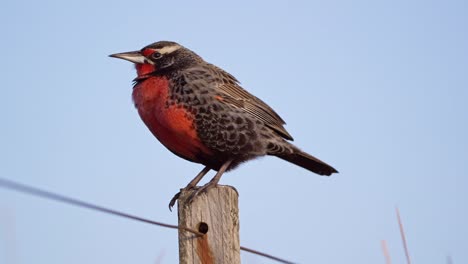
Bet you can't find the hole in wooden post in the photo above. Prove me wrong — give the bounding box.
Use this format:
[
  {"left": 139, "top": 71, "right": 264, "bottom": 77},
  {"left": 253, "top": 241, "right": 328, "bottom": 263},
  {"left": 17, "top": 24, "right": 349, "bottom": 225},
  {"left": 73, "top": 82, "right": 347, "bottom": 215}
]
[{"left": 198, "top": 222, "right": 209, "bottom": 234}]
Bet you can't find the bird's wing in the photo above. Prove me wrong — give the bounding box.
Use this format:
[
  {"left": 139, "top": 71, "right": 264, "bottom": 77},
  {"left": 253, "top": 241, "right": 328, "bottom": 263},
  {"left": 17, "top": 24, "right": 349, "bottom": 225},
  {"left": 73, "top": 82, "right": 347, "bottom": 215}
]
[{"left": 184, "top": 64, "right": 294, "bottom": 141}]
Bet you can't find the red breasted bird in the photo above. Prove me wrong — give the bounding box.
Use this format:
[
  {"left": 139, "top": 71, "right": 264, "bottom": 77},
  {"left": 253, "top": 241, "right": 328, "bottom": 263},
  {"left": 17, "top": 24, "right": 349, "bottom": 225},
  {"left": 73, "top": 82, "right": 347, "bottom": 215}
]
[{"left": 110, "top": 41, "right": 337, "bottom": 209}]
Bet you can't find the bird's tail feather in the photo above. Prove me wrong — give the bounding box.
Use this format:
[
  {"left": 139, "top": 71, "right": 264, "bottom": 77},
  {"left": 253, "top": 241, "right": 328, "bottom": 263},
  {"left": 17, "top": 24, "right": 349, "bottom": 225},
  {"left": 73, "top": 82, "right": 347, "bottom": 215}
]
[{"left": 276, "top": 147, "right": 338, "bottom": 176}]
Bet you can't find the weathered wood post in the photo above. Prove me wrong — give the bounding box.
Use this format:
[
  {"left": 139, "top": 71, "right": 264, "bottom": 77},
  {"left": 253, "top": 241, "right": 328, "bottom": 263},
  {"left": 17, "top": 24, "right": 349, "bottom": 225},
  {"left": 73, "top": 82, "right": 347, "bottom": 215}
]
[{"left": 177, "top": 185, "right": 240, "bottom": 264}]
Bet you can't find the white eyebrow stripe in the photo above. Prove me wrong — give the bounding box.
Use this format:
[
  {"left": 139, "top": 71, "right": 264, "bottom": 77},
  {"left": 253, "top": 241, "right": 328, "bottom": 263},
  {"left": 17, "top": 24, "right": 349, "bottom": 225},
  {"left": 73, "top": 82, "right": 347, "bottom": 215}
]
[{"left": 157, "top": 45, "right": 181, "bottom": 54}]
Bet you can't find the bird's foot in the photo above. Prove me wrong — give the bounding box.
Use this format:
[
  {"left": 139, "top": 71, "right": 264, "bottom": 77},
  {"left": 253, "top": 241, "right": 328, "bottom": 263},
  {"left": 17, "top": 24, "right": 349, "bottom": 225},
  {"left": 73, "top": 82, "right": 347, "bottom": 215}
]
[
  {"left": 168, "top": 187, "right": 195, "bottom": 211},
  {"left": 169, "top": 166, "right": 212, "bottom": 211},
  {"left": 186, "top": 181, "right": 217, "bottom": 204},
  {"left": 168, "top": 182, "right": 218, "bottom": 211}
]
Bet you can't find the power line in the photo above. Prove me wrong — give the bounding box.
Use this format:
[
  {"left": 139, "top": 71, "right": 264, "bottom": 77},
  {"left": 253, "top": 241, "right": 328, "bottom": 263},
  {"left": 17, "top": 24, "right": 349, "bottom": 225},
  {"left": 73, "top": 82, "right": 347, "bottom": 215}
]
[
  {"left": 241, "top": 246, "right": 295, "bottom": 264},
  {"left": 0, "top": 177, "right": 295, "bottom": 264}
]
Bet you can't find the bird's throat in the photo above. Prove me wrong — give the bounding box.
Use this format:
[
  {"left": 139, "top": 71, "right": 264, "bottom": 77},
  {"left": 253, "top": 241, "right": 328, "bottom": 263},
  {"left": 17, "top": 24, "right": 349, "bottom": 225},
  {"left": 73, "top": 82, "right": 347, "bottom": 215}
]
[{"left": 135, "top": 63, "right": 157, "bottom": 78}]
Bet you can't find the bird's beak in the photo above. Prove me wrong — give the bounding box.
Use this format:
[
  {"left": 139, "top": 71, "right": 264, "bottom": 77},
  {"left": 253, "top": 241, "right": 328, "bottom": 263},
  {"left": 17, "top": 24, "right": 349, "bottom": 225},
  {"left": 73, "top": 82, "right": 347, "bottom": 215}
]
[{"left": 109, "top": 51, "right": 148, "bottom": 64}]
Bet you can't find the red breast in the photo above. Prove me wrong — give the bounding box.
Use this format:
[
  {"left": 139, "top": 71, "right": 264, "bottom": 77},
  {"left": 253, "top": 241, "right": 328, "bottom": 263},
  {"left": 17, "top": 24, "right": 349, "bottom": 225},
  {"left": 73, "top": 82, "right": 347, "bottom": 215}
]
[{"left": 132, "top": 76, "right": 212, "bottom": 162}]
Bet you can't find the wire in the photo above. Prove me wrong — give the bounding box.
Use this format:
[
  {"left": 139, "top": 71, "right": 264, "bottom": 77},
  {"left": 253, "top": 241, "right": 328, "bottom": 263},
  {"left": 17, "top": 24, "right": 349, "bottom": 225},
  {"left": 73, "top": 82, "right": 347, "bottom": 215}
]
[
  {"left": 0, "top": 177, "right": 202, "bottom": 236},
  {"left": 241, "top": 246, "right": 295, "bottom": 264},
  {"left": 0, "top": 177, "right": 294, "bottom": 264}
]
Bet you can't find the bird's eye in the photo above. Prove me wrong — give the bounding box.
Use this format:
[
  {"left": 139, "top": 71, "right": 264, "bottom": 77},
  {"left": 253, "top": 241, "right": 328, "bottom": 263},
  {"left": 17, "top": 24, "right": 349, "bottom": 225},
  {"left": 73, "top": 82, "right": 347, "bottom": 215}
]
[{"left": 152, "top": 52, "right": 162, "bottom": 59}]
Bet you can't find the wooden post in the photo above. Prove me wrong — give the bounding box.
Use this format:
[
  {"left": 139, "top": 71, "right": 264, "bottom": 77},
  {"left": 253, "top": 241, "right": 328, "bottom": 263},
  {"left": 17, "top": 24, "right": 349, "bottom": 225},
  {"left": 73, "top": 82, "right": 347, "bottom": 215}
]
[{"left": 177, "top": 185, "right": 240, "bottom": 264}]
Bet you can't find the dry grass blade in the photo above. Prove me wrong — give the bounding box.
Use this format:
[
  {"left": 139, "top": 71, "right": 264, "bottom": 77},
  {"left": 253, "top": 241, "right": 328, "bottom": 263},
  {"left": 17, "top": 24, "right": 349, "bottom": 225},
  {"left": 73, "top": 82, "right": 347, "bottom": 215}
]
[
  {"left": 381, "top": 240, "right": 391, "bottom": 264},
  {"left": 396, "top": 207, "right": 411, "bottom": 264}
]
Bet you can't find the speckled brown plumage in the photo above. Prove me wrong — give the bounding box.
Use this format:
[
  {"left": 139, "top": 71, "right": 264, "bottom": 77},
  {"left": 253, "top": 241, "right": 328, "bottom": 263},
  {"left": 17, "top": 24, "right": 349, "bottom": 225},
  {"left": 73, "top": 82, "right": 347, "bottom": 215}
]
[{"left": 110, "top": 41, "right": 338, "bottom": 208}]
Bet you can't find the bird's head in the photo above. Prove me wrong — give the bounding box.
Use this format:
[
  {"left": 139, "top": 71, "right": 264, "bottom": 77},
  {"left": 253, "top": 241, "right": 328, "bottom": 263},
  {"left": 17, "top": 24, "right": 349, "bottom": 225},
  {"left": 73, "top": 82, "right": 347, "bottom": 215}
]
[{"left": 110, "top": 41, "right": 201, "bottom": 78}]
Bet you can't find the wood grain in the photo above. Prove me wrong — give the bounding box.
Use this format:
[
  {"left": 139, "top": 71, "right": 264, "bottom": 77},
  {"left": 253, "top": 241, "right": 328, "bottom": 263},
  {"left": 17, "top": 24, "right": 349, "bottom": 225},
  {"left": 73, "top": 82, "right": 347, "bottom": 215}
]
[{"left": 178, "top": 185, "right": 240, "bottom": 264}]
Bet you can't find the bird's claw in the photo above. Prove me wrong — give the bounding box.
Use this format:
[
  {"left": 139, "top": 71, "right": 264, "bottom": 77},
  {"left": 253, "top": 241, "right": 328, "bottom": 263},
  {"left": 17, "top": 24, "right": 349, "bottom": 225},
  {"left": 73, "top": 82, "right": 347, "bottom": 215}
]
[
  {"left": 168, "top": 191, "right": 182, "bottom": 211},
  {"left": 185, "top": 183, "right": 216, "bottom": 204},
  {"left": 167, "top": 185, "right": 201, "bottom": 211},
  {"left": 168, "top": 183, "right": 218, "bottom": 211}
]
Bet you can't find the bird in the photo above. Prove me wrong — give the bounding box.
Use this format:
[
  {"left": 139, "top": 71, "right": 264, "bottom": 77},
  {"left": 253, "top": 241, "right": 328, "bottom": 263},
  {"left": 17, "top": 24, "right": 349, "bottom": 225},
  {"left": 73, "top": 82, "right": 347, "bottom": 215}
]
[{"left": 110, "top": 41, "right": 338, "bottom": 210}]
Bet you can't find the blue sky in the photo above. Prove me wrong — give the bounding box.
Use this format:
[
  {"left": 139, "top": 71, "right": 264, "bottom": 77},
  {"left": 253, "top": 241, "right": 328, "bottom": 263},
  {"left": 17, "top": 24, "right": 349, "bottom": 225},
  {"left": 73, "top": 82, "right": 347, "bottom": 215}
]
[{"left": 1, "top": 0, "right": 467, "bottom": 263}]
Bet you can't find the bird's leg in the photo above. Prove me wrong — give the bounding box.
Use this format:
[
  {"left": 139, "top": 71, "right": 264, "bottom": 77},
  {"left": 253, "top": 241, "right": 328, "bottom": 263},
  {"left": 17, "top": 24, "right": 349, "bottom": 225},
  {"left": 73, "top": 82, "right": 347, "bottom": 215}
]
[
  {"left": 186, "top": 159, "right": 233, "bottom": 204},
  {"left": 168, "top": 166, "right": 210, "bottom": 211}
]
